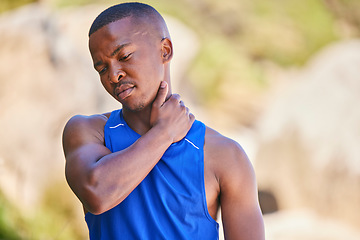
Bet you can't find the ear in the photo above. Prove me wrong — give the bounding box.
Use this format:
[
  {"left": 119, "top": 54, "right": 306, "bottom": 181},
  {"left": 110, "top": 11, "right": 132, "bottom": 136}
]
[{"left": 161, "top": 38, "right": 173, "bottom": 63}]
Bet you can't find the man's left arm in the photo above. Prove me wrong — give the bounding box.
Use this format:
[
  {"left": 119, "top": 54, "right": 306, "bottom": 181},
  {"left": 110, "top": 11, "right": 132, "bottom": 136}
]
[{"left": 219, "top": 140, "right": 265, "bottom": 240}]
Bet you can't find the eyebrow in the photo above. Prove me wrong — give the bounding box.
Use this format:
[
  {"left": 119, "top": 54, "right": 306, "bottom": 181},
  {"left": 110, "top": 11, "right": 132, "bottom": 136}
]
[
  {"left": 111, "top": 43, "right": 130, "bottom": 57},
  {"left": 94, "top": 43, "right": 131, "bottom": 68}
]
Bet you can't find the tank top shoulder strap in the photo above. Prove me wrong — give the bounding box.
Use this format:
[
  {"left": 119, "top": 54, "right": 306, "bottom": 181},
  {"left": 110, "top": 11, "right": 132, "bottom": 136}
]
[
  {"left": 104, "top": 109, "right": 122, "bottom": 129},
  {"left": 184, "top": 120, "right": 206, "bottom": 151},
  {"left": 104, "top": 109, "right": 127, "bottom": 151}
]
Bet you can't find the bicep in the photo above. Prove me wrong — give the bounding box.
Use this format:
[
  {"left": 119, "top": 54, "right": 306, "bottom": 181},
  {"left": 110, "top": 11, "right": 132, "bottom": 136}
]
[
  {"left": 65, "top": 143, "right": 110, "bottom": 186},
  {"left": 62, "top": 115, "right": 110, "bottom": 199},
  {"left": 220, "top": 145, "right": 265, "bottom": 240}
]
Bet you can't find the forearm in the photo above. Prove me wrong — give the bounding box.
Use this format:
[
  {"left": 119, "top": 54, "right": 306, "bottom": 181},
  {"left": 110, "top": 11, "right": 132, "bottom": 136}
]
[{"left": 84, "top": 126, "right": 172, "bottom": 214}]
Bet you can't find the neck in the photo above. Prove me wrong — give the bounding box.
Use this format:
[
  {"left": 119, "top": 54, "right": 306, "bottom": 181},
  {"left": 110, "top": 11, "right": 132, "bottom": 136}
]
[{"left": 122, "top": 106, "right": 152, "bottom": 136}]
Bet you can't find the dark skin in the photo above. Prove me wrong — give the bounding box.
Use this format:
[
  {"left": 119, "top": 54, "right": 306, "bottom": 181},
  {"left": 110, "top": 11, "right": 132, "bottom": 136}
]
[{"left": 63, "top": 16, "right": 264, "bottom": 240}]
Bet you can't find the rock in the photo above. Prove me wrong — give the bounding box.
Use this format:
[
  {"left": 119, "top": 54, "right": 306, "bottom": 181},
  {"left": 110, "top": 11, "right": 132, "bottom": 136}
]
[
  {"left": 255, "top": 39, "right": 360, "bottom": 228},
  {"left": 264, "top": 209, "right": 360, "bottom": 240}
]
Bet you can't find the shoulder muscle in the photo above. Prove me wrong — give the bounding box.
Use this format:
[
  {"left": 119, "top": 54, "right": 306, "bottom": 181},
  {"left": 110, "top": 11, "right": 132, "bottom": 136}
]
[
  {"left": 62, "top": 114, "right": 108, "bottom": 157},
  {"left": 204, "top": 127, "right": 255, "bottom": 196}
]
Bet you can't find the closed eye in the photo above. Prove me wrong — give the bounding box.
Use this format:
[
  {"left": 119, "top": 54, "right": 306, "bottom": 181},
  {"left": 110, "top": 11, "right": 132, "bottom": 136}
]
[
  {"left": 119, "top": 53, "right": 132, "bottom": 61},
  {"left": 98, "top": 67, "right": 107, "bottom": 75}
]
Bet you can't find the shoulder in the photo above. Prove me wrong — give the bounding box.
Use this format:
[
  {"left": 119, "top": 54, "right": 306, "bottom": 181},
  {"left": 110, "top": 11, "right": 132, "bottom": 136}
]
[
  {"left": 204, "top": 126, "right": 248, "bottom": 164},
  {"left": 204, "top": 126, "right": 254, "bottom": 189},
  {"left": 62, "top": 113, "right": 110, "bottom": 153},
  {"left": 64, "top": 113, "right": 110, "bottom": 130},
  {"left": 64, "top": 113, "right": 110, "bottom": 136}
]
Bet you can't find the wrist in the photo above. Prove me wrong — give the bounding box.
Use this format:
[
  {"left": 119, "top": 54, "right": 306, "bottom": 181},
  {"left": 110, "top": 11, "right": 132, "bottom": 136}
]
[{"left": 149, "top": 123, "right": 174, "bottom": 145}]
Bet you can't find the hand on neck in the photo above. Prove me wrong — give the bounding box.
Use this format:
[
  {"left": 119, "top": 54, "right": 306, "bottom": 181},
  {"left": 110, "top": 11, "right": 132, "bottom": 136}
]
[{"left": 122, "top": 76, "right": 172, "bottom": 136}]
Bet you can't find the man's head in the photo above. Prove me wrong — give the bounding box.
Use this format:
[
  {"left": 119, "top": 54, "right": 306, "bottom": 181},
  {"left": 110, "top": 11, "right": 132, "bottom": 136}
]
[
  {"left": 89, "top": 2, "right": 170, "bottom": 39},
  {"left": 88, "top": 2, "right": 173, "bottom": 112}
]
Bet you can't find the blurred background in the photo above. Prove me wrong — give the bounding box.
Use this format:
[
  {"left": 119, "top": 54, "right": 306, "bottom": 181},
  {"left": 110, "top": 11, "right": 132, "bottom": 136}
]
[{"left": 0, "top": 0, "right": 359, "bottom": 239}]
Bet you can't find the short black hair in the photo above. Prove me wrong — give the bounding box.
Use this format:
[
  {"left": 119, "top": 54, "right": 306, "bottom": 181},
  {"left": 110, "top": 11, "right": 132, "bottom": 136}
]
[{"left": 89, "top": 2, "right": 161, "bottom": 37}]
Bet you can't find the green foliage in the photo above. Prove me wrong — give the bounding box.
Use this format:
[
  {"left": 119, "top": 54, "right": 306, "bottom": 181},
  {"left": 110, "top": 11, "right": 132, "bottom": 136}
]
[
  {"left": 0, "top": 193, "right": 22, "bottom": 240},
  {"left": 0, "top": 0, "right": 37, "bottom": 13},
  {"left": 19, "top": 182, "right": 86, "bottom": 240},
  {"left": 0, "top": 183, "right": 86, "bottom": 240},
  {"left": 49, "top": 0, "right": 97, "bottom": 8},
  {"left": 242, "top": 0, "right": 338, "bottom": 65}
]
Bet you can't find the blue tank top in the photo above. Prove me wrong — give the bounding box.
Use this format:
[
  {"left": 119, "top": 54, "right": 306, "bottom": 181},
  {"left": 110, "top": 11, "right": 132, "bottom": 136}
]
[{"left": 85, "top": 109, "right": 219, "bottom": 239}]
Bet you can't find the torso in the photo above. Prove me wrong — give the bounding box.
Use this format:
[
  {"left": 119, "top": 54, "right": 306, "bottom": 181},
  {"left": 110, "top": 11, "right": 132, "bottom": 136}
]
[{"left": 91, "top": 113, "right": 222, "bottom": 221}]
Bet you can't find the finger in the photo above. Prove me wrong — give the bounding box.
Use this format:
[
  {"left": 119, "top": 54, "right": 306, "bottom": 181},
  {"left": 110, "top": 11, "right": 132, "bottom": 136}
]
[
  {"left": 170, "top": 94, "right": 181, "bottom": 103},
  {"left": 189, "top": 113, "right": 195, "bottom": 123},
  {"left": 152, "top": 81, "right": 168, "bottom": 108}
]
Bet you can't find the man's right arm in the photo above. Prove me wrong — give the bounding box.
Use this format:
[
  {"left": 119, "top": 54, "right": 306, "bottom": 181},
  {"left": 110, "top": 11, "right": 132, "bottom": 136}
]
[{"left": 63, "top": 82, "right": 194, "bottom": 215}]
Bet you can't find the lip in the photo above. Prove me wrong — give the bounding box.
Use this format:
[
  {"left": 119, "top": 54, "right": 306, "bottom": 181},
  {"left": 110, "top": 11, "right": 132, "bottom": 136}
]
[{"left": 115, "top": 84, "right": 135, "bottom": 100}]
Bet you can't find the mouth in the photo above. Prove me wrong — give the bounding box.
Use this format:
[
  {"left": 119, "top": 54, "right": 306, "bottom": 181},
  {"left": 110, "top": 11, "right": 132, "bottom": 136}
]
[{"left": 115, "top": 84, "right": 135, "bottom": 100}]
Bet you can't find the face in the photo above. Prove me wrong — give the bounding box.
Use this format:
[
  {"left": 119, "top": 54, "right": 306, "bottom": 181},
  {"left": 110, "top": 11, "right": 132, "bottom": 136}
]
[{"left": 89, "top": 17, "right": 170, "bottom": 112}]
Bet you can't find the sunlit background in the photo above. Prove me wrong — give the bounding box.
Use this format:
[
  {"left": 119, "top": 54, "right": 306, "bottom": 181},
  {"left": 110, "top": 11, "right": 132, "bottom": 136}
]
[{"left": 0, "top": 0, "right": 359, "bottom": 239}]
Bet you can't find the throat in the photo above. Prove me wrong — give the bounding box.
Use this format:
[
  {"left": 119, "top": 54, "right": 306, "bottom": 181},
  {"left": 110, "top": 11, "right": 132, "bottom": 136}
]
[{"left": 122, "top": 107, "right": 152, "bottom": 135}]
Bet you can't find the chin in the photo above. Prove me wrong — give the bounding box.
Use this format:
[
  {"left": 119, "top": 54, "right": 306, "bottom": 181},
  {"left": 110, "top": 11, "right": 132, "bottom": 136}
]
[
  {"left": 122, "top": 102, "right": 146, "bottom": 112},
  {"left": 121, "top": 95, "right": 155, "bottom": 112}
]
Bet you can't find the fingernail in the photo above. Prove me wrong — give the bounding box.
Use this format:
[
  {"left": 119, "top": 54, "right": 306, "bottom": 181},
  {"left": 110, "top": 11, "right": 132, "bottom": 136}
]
[{"left": 160, "top": 81, "right": 167, "bottom": 88}]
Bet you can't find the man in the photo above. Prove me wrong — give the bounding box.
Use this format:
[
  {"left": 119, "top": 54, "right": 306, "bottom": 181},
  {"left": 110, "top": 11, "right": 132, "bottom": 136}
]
[{"left": 63, "top": 2, "right": 264, "bottom": 239}]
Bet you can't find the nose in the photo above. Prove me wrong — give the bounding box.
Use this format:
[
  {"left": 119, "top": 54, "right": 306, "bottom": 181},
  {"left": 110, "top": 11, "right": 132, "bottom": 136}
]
[{"left": 109, "top": 67, "right": 126, "bottom": 84}]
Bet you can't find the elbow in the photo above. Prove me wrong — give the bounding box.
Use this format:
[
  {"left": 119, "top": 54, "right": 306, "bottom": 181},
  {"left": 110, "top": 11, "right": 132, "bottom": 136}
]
[
  {"left": 85, "top": 199, "right": 108, "bottom": 215},
  {"left": 65, "top": 161, "right": 116, "bottom": 215},
  {"left": 81, "top": 186, "right": 110, "bottom": 215},
  {"left": 81, "top": 176, "right": 109, "bottom": 215},
  {"left": 83, "top": 186, "right": 127, "bottom": 215},
  {"left": 67, "top": 167, "right": 124, "bottom": 215},
  {"left": 66, "top": 168, "right": 106, "bottom": 215}
]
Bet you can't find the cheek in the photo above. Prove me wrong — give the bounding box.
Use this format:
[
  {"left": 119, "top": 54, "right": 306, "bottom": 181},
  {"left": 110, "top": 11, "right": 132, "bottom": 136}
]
[
  {"left": 148, "top": 63, "right": 165, "bottom": 83},
  {"left": 100, "top": 77, "right": 113, "bottom": 94},
  {"left": 143, "top": 49, "right": 164, "bottom": 77},
  {"left": 100, "top": 77, "right": 107, "bottom": 89},
  {"left": 134, "top": 61, "right": 163, "bottom": 86}
]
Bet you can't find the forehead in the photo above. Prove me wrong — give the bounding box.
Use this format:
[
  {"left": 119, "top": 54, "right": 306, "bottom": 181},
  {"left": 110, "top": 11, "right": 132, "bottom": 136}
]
[
  {"left": 106, "top": 17, "right": 144, "bottom": 37},
  {"left": 89, "top": 17, "right": 153, "bottom": 54}
]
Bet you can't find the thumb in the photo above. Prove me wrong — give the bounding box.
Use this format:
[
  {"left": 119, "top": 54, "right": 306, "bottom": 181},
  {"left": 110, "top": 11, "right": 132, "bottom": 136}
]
[{"left": 152, "top": 81, "right": 168, "bottom": 108}]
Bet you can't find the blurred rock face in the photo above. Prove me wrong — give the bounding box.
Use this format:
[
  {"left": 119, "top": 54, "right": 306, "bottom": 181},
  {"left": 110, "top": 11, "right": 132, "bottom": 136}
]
[
  {"left": 255, "top": 40, "right": 360, "bottom": 228},
  {"left": 0, "top": 3, "right": 198, "bottom": 210},
  {"left": 0, "top": 3, "right": 108, "bottom": 209}
]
